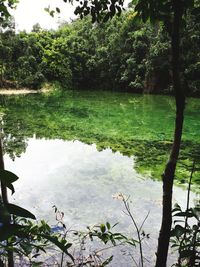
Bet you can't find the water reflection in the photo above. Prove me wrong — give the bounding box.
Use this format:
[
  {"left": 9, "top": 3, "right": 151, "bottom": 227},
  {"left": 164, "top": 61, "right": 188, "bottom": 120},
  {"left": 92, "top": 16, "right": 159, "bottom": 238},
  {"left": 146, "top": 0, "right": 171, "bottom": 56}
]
[
  {"left": 4, "top": 138, "right": 193, "bottom": 264},
  {"left": 0, "top": 92, "right": 199, "bottom": 265},
  {"left": 4, "top": 138, "right": 191, "bottom": 221},
  {"left": 1, "top": 92, "right": 200, "bottom": 183}
]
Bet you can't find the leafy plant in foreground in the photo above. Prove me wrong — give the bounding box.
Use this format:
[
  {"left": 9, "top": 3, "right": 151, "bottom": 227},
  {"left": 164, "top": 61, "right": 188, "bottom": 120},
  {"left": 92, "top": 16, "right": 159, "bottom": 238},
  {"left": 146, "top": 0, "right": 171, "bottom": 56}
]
[
  {"left": 52, "top": 205, "right": 138, "bottom": 266},
  {"left": 113, "top": 193, "right": 150, "bottom": 267},
  {"left": 171, "top": 161, "right": 200, "bottom": 266},
  {"left": 171, "top": 204, "right": 200, "bottom": 267},
  {"left": 0, "top": 169, "right": 74, "bottom": 266}
]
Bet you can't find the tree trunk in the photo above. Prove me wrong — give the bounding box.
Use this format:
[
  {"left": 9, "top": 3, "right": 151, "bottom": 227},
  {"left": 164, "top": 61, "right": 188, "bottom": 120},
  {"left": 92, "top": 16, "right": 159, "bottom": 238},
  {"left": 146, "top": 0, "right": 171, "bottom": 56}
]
[
  {"left": 0, "top": 138, "right": 14, "bottom": 267},
  {"left": 155, "top": 1, "right": 185, "bottom": 266},
  {"left": 0, "top": 138, "right": 8, "bottom": 204}
]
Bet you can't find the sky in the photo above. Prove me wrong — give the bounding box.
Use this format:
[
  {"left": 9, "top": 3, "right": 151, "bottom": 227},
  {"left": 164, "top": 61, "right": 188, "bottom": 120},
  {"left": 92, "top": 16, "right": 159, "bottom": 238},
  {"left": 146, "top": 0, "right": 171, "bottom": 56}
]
[{"left": 11, "top": 0, "right": 77, "bottom": 32}]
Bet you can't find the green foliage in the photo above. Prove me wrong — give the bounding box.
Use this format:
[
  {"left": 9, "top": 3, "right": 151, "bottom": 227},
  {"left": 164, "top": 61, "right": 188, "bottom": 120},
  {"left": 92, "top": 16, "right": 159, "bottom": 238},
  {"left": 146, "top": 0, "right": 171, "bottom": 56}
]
[
  {"left": 51, "top": 205, "right": 140, "bottom": 266},
  {"left": 0, "top": 170, "right": 18, "bottom": 194},
  {"left": 6, "top": 204, "right": 36, "bottom": 219},
  {"left": 0, "top": 159, "right": 142, "bottom": 266},
  {"left": 87, "top": 223, "right": 135, "bottom": 246},
  {"left": 0, "top": 1, "right": 18, "bottom": 23},
  {"left": 0, "top": 169, "right": 74, "bottom": 266},
  {"left": 0, "top": 90, "right": 200, "bottom": 185},
  {"left": 171, "top": 162, "right": 200, "bottom": 266},
  {"left": 171, "top": 204, "right": 200, "bottom": 266},
  {"left": 41, "top": 36, "right": 72, "bottom": 88},
  {"left": 0, "top": 7, "right": 199, "bottom": 94},
  {"left": 0, "top": 218, "right": 74, "bottom": 266}
]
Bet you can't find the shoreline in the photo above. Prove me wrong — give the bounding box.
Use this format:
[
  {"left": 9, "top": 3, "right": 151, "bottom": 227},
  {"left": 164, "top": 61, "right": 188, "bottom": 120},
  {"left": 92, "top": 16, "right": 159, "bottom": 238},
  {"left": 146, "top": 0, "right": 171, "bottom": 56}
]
[{"left": 0, "top": 87, "right": 51, "bottom": 95}]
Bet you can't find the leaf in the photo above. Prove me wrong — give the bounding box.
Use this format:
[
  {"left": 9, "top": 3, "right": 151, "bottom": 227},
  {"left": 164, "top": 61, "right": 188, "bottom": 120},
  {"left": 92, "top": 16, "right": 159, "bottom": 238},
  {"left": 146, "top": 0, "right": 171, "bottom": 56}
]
[
  {"left": 0, "top": 224, "right": 25, "bottom": 241},
  {"left": 44, "top": 7, "right": 50, "bottom": 13},
  {"left": 112, "top": 232, "right": 127, "bottom": 238},
  {"left": 171, "top": 225, "right": 186, "bottom": 238},
  {"left": 56, "top": 7, "right": 60, "bottom": 13},
  {"left": 126, "top": 239, "right": 137, "bottom": 246},
  {"left": 102, "top": 255, "right": 113, "bottom": 266},
  {"left": 172, "top": 203, "right": 181, "bottom": 213},
  {"left": 65, "top": 243, "right": 72, "bottom": 249},
  {"left": 192, "top": 225, "right": 198, "bottom": 231},
  {"left": 180, "top": 249, "right": 193, "bottom": 259},
  {"left": 0, "top": 170, "right": 19, "bottom": 194},
  {"left": 103, "top": 13, "right": 110, "bottom": 22},
  {"left": 6, "top": 203, "right": 36, "bottom": 220},
  {"left": 106, "top": 222, "right": 111, "bottom": 230},
  {"left": 50, "top": 10, "right": 55, "bottom": 17},
  {"left": 171, "top": 243, "right": 178, "bottom": 248},
  {"left": 174, "top": 211, "right": 195, "bottom": 218},
  {"left": 100, "top": 224, "right": 106, "bottom": 233},
  {"left": 112, "top": 222, "right": 119, "bottom": 228},
  {"left": 174, "top": 220, "right": 184, "bottom": 224},
  {"left": 39, "top": 234, "right": 74, "bottom": 262},
  {"left": 20, "top": 242, "right": 33, "bottom": 255},
  {"left": 110, "top": 4, "right": 115, "bottom": 16}
]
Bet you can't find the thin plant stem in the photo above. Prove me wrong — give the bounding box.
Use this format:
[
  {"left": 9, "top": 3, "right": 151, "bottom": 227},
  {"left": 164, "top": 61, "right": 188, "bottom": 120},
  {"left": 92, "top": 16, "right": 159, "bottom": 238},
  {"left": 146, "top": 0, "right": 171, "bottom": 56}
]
[
  {"left": 128, "top": 253, "right": 139, "bottom": 267},
  {"left": 122, "top": 196, "right": 144, "bottom": 267},
  {"left": 177, "top": 160, "right": 195, "bottom": 266},
  {"left": 60, "top": 251, "right": 64, "bottom": 267},
  {"left": 139, "top": 211, "right": 150, "bottom": 233},
  {"left": 94, "top": 242, "right": 125, "bottom": 254}
]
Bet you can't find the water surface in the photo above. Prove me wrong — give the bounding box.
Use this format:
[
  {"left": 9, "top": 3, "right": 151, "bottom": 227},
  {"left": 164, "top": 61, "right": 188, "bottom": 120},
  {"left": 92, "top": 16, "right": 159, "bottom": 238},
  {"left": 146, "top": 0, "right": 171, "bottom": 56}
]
[
  {"left": 5, "top": 138, "right": 192, "bottom": 265},
  {"left": 1, "top": 91, "right": 200, "bottom": 181},
  {"left": 0, "top": 90, "right": 199, "bottom": 265}
]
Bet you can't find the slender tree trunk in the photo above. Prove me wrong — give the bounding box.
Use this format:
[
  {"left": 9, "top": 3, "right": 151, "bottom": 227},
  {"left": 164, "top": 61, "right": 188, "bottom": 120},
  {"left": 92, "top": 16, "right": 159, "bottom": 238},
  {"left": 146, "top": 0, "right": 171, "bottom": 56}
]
[
  {"left": 0, "top": 138, "right": 14, "bottom": 267},
  {"left": 0, "top": 138, "right": 8, "bottom": 204},
  {"left": 155, "top": 1, "right": 185, "bottom": 266}
]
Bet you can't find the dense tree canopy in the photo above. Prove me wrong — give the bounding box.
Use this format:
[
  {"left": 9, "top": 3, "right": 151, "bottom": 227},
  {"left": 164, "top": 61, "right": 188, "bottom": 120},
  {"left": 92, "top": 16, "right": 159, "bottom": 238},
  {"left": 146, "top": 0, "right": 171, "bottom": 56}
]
[
  {"left": 0, "top": 1, "right": 199, "bottom": 267},
  {"left": 0, "top": 7, "right": 200, "bottom": 96}
]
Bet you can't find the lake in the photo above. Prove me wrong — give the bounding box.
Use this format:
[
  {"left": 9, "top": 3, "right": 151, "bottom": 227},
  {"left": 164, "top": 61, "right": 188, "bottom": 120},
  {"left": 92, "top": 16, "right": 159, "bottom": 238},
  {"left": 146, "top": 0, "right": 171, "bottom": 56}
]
[{"left": 0, "top": 90, "right": 200, "bottom": 266}]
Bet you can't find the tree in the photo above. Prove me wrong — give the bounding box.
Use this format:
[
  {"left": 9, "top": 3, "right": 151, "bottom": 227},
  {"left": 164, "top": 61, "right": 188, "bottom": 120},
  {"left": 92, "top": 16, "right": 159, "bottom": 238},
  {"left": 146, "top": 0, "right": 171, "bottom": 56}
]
[
  {"left": 32, "top": 23, "right": 42, "bottom": 33},
  {"left": 0, "top": 1, "right": 18, "bottom": 22},
  {"left": 0, "top": 0, "right": 198, "bottom": 266},
  {"left": 135, "top": 2, "right": 185, "bottom": 266},
  {"left": 42, "top": 36, "right": 72, "bottom": 88},
  {"left": 0, "top": 2, "right": 19, "bottom": 266},
  {"left": 0, "top": 0, "right": 19, "bottom": 214},
  {"left": 59, "top": 0, "right": 195, "bottom": 266}
]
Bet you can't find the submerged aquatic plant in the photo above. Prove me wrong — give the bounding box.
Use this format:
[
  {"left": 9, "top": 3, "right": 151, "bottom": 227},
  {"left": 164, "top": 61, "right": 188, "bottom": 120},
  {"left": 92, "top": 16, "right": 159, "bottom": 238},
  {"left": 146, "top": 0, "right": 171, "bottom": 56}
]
[{"left": 0, "top": 91, "right": 200, "bottom": 186}]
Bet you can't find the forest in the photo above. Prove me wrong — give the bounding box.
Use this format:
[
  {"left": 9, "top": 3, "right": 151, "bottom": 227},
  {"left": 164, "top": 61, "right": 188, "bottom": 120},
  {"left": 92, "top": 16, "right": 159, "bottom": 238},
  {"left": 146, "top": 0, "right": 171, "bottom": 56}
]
[
  {"left": 0, "top": 6, "right": 200, "bottom": 96},
  {"left": 0, "top": 0, "right": 200, "bottom": 267}
]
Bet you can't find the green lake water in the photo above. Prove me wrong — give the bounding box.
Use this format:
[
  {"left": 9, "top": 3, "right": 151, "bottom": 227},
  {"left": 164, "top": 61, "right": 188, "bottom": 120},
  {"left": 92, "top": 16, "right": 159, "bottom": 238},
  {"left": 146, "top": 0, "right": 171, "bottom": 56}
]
[{"left": 0, "top": 90, "right": 200, "bottom": 265}]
